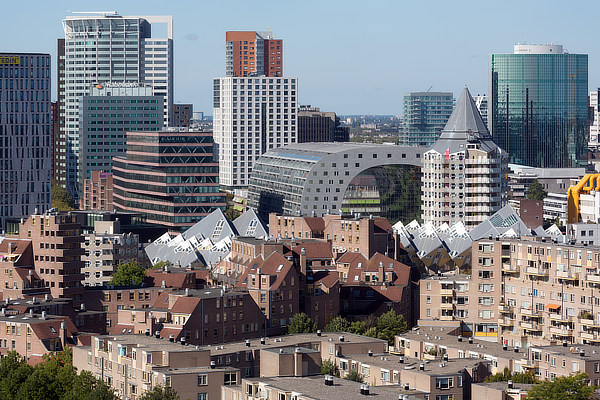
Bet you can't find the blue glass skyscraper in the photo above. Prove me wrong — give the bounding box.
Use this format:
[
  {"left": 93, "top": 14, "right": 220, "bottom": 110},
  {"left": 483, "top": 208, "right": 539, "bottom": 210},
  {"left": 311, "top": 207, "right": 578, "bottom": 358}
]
[{"left": 489, "top": 44, "right": 588, "bottom": 168}]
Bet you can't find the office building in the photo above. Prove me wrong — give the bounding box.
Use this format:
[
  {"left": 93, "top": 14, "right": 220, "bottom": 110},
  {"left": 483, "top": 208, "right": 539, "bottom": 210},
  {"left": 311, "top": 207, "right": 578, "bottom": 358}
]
[
  {"left": 173, "top": 103, "right": 193, "bottom": 127},
  {"left": 78, "top": 84, "right": 163, "bottom": 192},
  {"left": 213, "top": 76, "right": 297, "bottom": 190},
  {"left": 422, "top": 87, "right": 508, "bottom": 229},
  {"left": 51, "top": 101, "right": 59, "bottom": 183},
  {"left": 401, "top": 92, "right": 454, "bottom": 147},
  {"left": 79, "top": 171, "right": 114, "bottom": 211},
  {"left": 112, "top": 130, "right": 226, "bottom": 231},
  {"left": 473, "top": 95, "right": 488, "bottom": 129},
  {"left": 55, "top": 39, "right": 66, "bottom": 187},
  {"left": 248, "top": 142, "right": 423, "bottom": 223},
  {"left": 507, "top": 164, "right": 584, "bottom": 201},
  {"left": 489, "top": 44, "right": 588, "bottom": 168},
  {"left": 297, "top": 105, "right": 348, "bottom": 143},
  {"left": 226, "top": 31, "right": 282, "bottom": 77},
  {"left": 0, "top": 53, "right": 51, "bottom": 231},
  {"left": 591, "top": 89, "right": 600, "bottom": 144},
  {"left": 60, "top": 12, "right": 173, "bottom": 197}
]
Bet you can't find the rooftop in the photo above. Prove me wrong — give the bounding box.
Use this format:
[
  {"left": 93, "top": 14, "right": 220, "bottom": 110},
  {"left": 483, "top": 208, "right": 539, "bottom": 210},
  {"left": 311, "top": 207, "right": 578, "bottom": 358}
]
[{"left": 348, "top": 353, "right": 482, "bottom": 375}]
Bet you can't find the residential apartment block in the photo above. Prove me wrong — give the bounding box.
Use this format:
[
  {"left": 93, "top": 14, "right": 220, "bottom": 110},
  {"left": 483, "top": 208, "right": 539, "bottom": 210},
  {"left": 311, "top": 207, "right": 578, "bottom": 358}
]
[
  {"left": 225, "top": 31, "right": 283, "bottom": 77},
  {"left": 79, "top": 171, "right": 114, "bottom": 211},
  {"left": 212, "top": 76, "right": 297, "bottom": 190}
]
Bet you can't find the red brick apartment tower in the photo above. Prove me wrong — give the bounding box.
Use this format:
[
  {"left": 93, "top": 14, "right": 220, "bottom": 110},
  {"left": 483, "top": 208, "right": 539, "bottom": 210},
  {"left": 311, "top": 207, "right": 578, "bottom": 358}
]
[
  {"left": 226, "top": 31, "right": 283, "bottom": 77},
  {"left": 8, "top": 213, "right": 84, "bottom": 301}
]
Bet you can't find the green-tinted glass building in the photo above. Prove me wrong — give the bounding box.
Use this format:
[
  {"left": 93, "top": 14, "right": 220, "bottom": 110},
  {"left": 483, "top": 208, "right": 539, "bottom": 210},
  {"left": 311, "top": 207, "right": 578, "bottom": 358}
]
[
  {"left": 489, "top": 44, "right": 588, "bottom": 168},
  {"left": 401, "top": 92, "right": 454, "bottom": 147}
]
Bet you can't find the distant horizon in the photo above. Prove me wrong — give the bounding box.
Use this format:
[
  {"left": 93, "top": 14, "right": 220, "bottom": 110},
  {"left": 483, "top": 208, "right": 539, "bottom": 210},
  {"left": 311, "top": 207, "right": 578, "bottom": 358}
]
[{"left": 0, "top": 0, "right": 597, "bottom": 114}]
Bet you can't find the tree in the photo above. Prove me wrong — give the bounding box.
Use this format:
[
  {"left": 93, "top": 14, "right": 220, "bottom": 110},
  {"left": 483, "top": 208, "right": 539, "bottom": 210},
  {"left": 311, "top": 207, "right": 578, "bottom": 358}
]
[
  {"left": 344, "top": 368, "right": 364, "bottom": 383},
  {"left": 375, "top": 310, "right": 407, "bottom": 345},
  {"left": 527, "top": 180, "right": 547, "bottom": 201},
  {"left": 51, "top": 184, "right": 75, "bottom": 211},
  {"left": 139, "top": 385, "right": 180, "bottom": 400},
  {"left": 324, "top": 316, "right": 350, "bottom": 332},
  {"left": 526, "top": 372, "right": 595, "bottom": 400},
  {"left": 320, "top": 359, "right": 340, "bottom": 377},
  {"left": 485, "top": 367, "right": 536, "bottom": 384},
  {"left": 110, "top": 260, "right": 146, "bottom": 287},
  {"left": 152, "top": 260, "right": 173, "bottom": 270},
  {"left": 287, "top": 313, "right": 317, "bottom": 334}
]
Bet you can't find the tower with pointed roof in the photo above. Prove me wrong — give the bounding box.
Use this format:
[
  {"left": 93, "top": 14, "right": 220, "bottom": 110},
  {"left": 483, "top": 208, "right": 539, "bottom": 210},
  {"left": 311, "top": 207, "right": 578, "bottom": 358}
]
[{"left": 421, "top": 87, "right": 508, "bottom": 228}]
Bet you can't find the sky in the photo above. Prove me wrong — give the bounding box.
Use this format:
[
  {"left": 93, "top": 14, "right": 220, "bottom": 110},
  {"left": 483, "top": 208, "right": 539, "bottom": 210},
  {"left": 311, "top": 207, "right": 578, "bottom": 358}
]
[{"left": 1, "top": 0, "right": 598, "bottom": 115}]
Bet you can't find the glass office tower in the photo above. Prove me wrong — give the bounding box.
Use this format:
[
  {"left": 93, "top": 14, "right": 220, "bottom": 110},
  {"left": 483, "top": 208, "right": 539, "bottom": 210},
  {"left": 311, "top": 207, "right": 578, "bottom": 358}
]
[
  {"left": 401, "top": 92, "right": 454, "bottom": 147},
  {"left": 489, "top": 44, "right": 588, "bottom": 168}
]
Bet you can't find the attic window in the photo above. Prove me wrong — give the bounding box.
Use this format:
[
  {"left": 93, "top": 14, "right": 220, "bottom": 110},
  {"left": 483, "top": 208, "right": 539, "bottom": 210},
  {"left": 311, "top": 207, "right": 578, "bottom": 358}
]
[
  {"left": 357, "top": 263, "right": 362, "bottom": 269},
  {"left": 276, "top": 264, "right": 283, "bottom": 272},
  {"left": 389, "top": 263, "right": 394, "bottom": 269},
  {"left": 354, "top": 275, "right": 359, "bottom": 281},
  {"left": 50, "top": 326, "right": 57, "bottom": 334}
]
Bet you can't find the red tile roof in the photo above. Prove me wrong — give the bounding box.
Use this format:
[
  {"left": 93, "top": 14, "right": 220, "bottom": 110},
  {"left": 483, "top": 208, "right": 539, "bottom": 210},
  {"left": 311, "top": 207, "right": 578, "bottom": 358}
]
[
  {"left": 169, "top": 296, "right": 201, "bottom": 314},
  {"left": 303, "top": 217, "right": 325, "bottom": 231},
  {"left": 311, "top": 270, "right": 339, "bottom": 288},
  {"left": 292, "top": 241, "right": 333, "bottom": 259},
  {"left": 235, "top": 251, "right": 295, "bottom": 291}
]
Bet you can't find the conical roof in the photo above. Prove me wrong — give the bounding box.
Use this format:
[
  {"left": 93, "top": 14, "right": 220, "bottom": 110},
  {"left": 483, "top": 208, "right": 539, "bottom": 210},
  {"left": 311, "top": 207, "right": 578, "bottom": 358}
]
[{"left": 430, "top": 87, "right": 498, "bottom": 154}]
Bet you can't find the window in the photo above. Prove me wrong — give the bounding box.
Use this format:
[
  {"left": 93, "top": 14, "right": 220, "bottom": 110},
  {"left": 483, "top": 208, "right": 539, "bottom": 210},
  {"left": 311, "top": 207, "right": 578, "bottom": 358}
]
[
  {"left": 224, "top": 372, "right": 237, "bottom": 385},
  {"left": 436, "top": 377, "right": 453, "bottom": 389},
  {"left": 198, "top": 374, "right": 207, "bottom": 386},
  {"left": 197, "top": 394, "right": 207, "bottom": 400}
]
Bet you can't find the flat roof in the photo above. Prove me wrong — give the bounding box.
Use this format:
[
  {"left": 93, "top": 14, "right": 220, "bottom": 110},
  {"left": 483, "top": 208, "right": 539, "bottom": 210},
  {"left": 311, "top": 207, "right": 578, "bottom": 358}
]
[
  {"left": 533, "top": 344, "right": 600, "bottom": 360},
  {"left": 348, "top": 353, "right": 482, "bottom": 375},
  {"left": 245, "top": 375, "right": 418, "bottom": 400},
  {"left": 92, "top": 334, "right": 208, "bottom": 353},
  {"left": 156, "top": 365, "right": 238, "bottom": 375}
]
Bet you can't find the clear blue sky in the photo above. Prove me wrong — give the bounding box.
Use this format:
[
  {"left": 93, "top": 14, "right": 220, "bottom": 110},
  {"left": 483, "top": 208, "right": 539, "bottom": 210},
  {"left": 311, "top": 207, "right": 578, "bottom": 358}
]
[{"left": 1, "top": 0, "right": 597, "bottom": 115}]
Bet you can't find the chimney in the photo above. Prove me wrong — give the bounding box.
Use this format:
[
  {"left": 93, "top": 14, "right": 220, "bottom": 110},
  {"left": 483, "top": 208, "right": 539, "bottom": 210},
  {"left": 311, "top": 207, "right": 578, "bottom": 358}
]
[
  {"left": 59, "top": 321, "right": 67, "bottom": 349},
  {"left": 180, "top": 337, "right": 186, "bottom": 346},
  {"left": 300, "top": 248, "right": 307, "bottom": 276},
  {"left": 41, "top": 311, "right": 47, "bottom": 319}
]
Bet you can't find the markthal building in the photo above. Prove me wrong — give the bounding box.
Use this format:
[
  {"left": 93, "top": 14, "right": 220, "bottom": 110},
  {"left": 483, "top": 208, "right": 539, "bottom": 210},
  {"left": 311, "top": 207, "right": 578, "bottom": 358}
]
[{"left": 248, "top": 142, "right": 426, "bottom": 223}]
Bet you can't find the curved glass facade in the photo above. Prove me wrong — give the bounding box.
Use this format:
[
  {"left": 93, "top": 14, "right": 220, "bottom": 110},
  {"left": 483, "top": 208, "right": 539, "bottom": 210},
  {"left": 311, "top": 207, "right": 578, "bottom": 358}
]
[
  {"left": 490, "top": 51, "right": 588, "bottom": 168},
  {"left": 342, "top": 165, "right": 421, "bottom": 224}
]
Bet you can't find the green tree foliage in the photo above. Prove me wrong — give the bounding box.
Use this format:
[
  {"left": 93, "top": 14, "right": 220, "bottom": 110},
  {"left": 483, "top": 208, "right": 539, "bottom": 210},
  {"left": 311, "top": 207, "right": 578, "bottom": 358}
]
[
  {"left": 375, "top": 310, "right": 407, "bottom": 345},
  {"left": 320, "top": 359, "right": 340, "bottom": 377},
  {"left": 110, "top": 260, "right": 146, "bottom": 287},
  {"left": 138, "top": 385, "right": 180, "bottom": 400},
  {"left": 344, "top": 368, "right": 364, "bottom": 383},
  {"left": 287, "top": 313, "right": 317, "bottom": 334},
  {"left": 526, "top": 372, "right": 595, "bottom": 400},
  {"left": 0, "top": 349, "right": 117, "bottom": 400},
  {"left": 51, "top": 184, "right": 75, "bottom": 211},
  {"left": 485, "top": 367, "right": 536, "bottom": 384},
  {"left": 152, "top": 260, "right": 173, "bottom": 270},
  {"left": 324, "top": 316, "right": 350, "bottom": 332},
  {"left": 527, "top": 180, "right": 547, "bottom": 201},
  {"left": 349, "top": 320, "right": 367, "bottom": 335}
]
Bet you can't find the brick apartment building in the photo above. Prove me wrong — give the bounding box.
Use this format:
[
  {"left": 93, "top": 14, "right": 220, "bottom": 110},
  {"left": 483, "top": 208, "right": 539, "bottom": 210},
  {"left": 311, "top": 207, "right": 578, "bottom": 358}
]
[
  {"left": 79, "top": 171, "right": 113, "bottom": 211},
  {"left": 6, "top": 212, "right": 85, "bottom": 301}
]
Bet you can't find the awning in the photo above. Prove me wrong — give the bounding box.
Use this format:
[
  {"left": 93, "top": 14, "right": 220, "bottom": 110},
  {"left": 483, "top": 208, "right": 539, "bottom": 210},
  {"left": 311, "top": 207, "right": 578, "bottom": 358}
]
[{"left": 545, "top": 304, "right": 561, "bottom": 310}]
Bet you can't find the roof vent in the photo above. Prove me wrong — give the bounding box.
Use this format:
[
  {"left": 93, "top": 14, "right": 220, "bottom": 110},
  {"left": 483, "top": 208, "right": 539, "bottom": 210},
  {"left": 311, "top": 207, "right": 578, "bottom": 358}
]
[
  {"left": 508, "top": 380, "right": 514, "bottom": 389},
  {"left": 210, "top": 361, "right": 216, "bottom": 369},
  {"left": 169, "top": 335, "right": 174, "bottom": 342},
  {"left": 360, "top": 384, "right": 370, "bottom": 395},
  {"left": 399, "top": 356, "right": 404, "bottom": 364},
  {"left": 325, "top": 375, "right": 334, "bottom": 386},
  {"left": 368, "top": 350, "right": 373, "bottom": 357},
  {"left": 245, "top": 339, "right": 251, "bottom": 347},
  {"left": 419, "top": 363, "right": 425, "bottom": 371},
  {"left": 580, "top": 349, "right": 585, "bottom": 357},
  {"left": 563, "top": 340, "right": 568, "bottom": 347},
  {"left": 457, "top": 335, "right": 462, "bottom": 342},
  {"left": 404, "top": 383, "right": 410, "bottom": 390},
  {"left": 155, "top": 331, "right": 160, "bottom": 339},
  {"left": 260, "top": 337, "right": 266, "bottom": 345},
  {"left": 339, "top": 335, "right": 345, "bottom": 342},
  {"left": 317, "top": 330, "right": 321, "bottom": 337},
  {"left": 468, "top": 337, "right": 474, "bottom": 344}
]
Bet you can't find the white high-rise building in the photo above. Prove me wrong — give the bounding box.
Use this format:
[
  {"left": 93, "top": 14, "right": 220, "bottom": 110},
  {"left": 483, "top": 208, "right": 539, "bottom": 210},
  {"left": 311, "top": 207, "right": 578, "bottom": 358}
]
[
  {"left": 472, "top": 95, "right": 488, "bottom": 129},
  {"left": 61, "top": 12, "right": 173, "bottom": 198},
  {"left": 212, "top": 76, "right": 298, "bottom": 190},
  {"left": 590, "top": 89, "right": 600, "bottom": 144},
  {"left": 421, "top": 87, "right": 508, "bottom": 229}
]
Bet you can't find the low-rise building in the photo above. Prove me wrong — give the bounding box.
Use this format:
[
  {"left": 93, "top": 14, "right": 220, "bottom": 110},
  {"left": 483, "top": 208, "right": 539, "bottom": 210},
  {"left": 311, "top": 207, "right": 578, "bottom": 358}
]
[{"left": 471, "top": 382, "right": 532, "bottom": 400}]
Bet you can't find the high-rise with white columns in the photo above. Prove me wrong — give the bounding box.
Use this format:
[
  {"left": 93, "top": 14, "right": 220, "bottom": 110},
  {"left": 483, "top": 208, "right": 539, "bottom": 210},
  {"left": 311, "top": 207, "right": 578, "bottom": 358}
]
[
  {"left": 213, "top": 76, "right": 298, "bottom": 191},
  {"left": 59, "top": 12, "right": 173, "bottom": 198}
]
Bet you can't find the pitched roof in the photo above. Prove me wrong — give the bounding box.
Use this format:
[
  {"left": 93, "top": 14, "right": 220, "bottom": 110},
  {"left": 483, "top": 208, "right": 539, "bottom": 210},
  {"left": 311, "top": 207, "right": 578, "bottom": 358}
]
[
  {"left": 235, "top": 251, "right": 295, "bottom": 291},
  {"left": 170, "top": 296, "right": 201, "bottom": 314},
  {"left": 303, "top": 217, "right": 325, "bottom": 231},
  {"left": 311, "top": 270, "right": 339, "bottom": 288},
  {"left": 373, "top": 218, "right": 393, "bottom": 234},
  {"left": 292, "top": 241, "right": 333, "bottom": 259},
  {"left": 336, "top": 251, "right": 368, "bottom": 265},
  {"left": 430, "top": 87, "right": 500, "bottom": 154}
]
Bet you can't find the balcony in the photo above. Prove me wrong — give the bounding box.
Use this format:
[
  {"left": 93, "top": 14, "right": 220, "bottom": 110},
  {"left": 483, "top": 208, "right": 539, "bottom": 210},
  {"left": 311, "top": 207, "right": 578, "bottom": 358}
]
[
  {"left": 580, "top": 331, "right": 600, "bottom": 342},
  {"left": 548, "top": 313, "right": 571, "bottom": 323},
  {"left": 585, "top": 274, "right": 600, "bottom": 284},
  {"left": 549, "top": 326, "right": 574, "bottom": 336},
  {"left": 578, "top": 317, "right": 600, "bottom": 328},
  {"left": 521, "top": 360, "right": 539, "bottom": 369},
  {"left": 440, "top": 303, "right": 454, "bottom": 310},
  {"left": 498, "top": 317, "right": 514, "bottom": 327},
  {"left": 440, "top": 315, "right": 454, "bottom": 321},
  {"left": 440, "top": 289, "right": 455, "bottom": 296},
  {"left": 524, "top": 267, "right": 549, "bottom": 277},
  {"left": 520, "top": 308, "right": 542, "bottom": 318},
  {"left": 519, "top": 321, "right": 541, "bottom": 331},
  {"left": 498, "top": 304, "right": 513, "bottom": 314},
  {"left": 556, "top": 270, "right": 579, "bottom": 281},
  {"left": 502, "top": 263, "right": 519, "bottom": 274}
]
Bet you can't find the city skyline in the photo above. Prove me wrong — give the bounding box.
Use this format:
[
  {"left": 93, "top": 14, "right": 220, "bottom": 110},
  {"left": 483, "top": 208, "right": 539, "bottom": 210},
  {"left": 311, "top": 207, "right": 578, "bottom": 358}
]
[{"left": 0, "top": 0, "right": 597, "bottom": 115}]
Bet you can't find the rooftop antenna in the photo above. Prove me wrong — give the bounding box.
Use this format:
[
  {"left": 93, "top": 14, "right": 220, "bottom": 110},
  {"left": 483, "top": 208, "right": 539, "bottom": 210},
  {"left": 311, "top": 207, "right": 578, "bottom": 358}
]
[{"left": 426, "top": 85, "right": 433, "bottom": 92}]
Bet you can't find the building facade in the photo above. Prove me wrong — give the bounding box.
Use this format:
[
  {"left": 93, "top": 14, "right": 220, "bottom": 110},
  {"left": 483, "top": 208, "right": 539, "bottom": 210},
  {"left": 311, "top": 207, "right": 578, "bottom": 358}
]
[
  {"left": 79, "top": 171, "right": 114, "bottom": 211},
  {"left": 173, "top": 103, "right": 193, "bottom": 127},
  {"left": 213, "top": 76, "right": 298, "bottom": 190},
  {"left": 112, "top": 130, "right": 226, "bottom": 231},
  {"left": 401, "top": 92, "right": 454, "bottom": 147},
  {"left": 297, "top": 105, "right": 347, "bottom": 143},
  {"left": 78, "top": 84, "right": 163, "bottom": 192},
  {"left": 225, "top": 31, "right": 283, "bottom": 77},
  {"left": 489, "top": 44, "right": 588, "bottom": 168},
  {"left": 60, "top": 13, "right": 173, "bottom": 198},
  {"left": 248, "top": 142, "right": 423, "bottom": 223},
  {"left": 0, "top": 53, "right": 51, "bottom": 230},
  {"left": 422, "top": 87, "right": 508, "bottom": 229}
]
